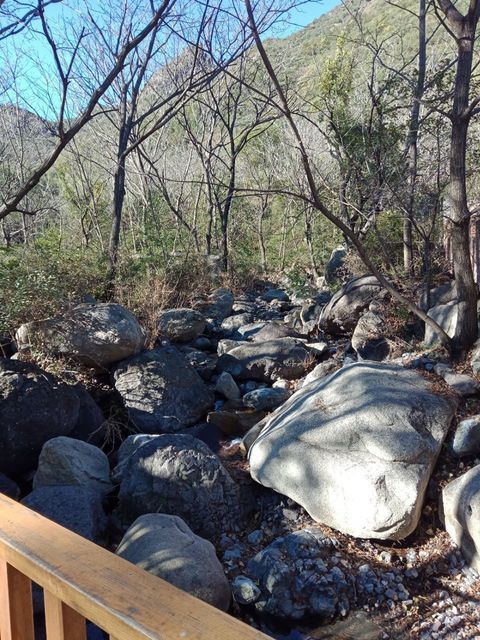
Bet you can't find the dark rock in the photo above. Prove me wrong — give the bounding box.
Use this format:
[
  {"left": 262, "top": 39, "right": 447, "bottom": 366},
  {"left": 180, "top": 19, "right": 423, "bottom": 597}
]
[{"left": 157, "top": 308, "right": 206, "bottom": 343}]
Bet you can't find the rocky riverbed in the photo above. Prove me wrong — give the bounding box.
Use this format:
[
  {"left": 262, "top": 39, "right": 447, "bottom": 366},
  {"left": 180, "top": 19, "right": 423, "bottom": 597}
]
[{"left": 2, "top": 275, "right": 480, "bottom": 639}]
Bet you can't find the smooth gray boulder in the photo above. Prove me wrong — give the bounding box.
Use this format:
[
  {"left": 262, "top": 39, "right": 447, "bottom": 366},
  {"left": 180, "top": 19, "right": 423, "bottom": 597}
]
[
  {"left": 197, "top": 288, "right": 234, "bottom": 320},
  {"left": 22, "top": 486, "right": 107, "bottom": 543},
  {"left": 16, "top": 303, "right": 145, "bottom": 371},
  {"left": 115, "top": 434, "right": 248, "bottom": 540},
  {"left": 434, "top": 363, "right": 480, "bottom": 397},
  {"left": 0, "top": 358, "right": 79, "bottom": 477},
  {"left": 69, "top": 385, "right": 106, "bottom": 446},
  {"left": 112, "top": 434, "right": 160, "bottom": 483},
  {"left": 300, "top": 360, "right": 338, "bottom": 388},
  {"left": 217, "top": 338, "right": 311, "bottom": 382},
  {"left": 441, "top": 465, "right": 480, "bottom": 573},
  {"left": 424, "top": 301, "right": 459, "bottom": 346},
  {"left": 263, "top": 288, "right": 289, "bottom": 303},
  {"left": 116, "top": 514, "right": 231, "bottom": 610},
  {"left": 215, "top": 372, "right": 241, "bottom": 400},
  {"left": 249, "top": 362, "right": 456, "bottom": 540},
  {"left": 251, "top": 322, "right": 302, "bottom": 343},
  {"left": 33, "top": 437, "right": 112, "bottom": 495},
  {"left": 452, "top": 417, "right": 480, "bottom": 457},
  {"left": 114, "top": 347, "right": 213, "bottom": 433},
  {"left": 319, "top": 275, "right": 386, "bottom": 335},
  {"left": 157, "top": 308, "right": 206, "bottom": 342}
]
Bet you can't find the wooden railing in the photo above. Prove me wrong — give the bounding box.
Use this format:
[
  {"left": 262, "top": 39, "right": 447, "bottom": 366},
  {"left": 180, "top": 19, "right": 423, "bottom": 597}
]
[{"left": 0, "top": 493, "right": 269, "bottom": 640}]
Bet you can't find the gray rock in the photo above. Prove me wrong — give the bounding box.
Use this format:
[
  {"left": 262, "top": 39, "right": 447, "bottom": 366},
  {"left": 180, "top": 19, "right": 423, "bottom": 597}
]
[
  {"left": 16, "top": 303, "right": 145, "bottom": 371},
  {"left": 192, "top": 336, "right": 211, "bottom": 351},
  {"left": 198, "top": 288, "right": 234, "bottom": 320},
  {"left": 325, "top": 246, "right": 347, "bottom": 284},
  {"left": 33, "top": 437, "right": 112, "bottom": 495},
  {"left": 116, "top": 514, "right": 231, "bottom": 610},
  {"left": 442, "top": 371, "right": 480, "bottom": 397},
  {"left": 305, "top": 341, "right": 329, "bottom": 358},
  {"left": 420, "top": 281, "right": 456, "bottom": 311},
  {"left": 115, "top": 434, "right": 247, "bottom": 540},
  {"left": 471, "top": 339, "right": 480, "bottom": 375},
  {"left": 263, "top": 288, "right": 289, "bottom": 303},
  {"left": 217, "top": 339, "right": 247, "bottom": 355},
  {"left": 243, "top": 387, "right": 290, "bottom": 412},
  {"left": 217, "top": 338, "right": 311, "bottom": 382},
  {"left": 424, "top": 301, "right": 459, "bottom": 346},
  {"left": 351, "top": 311, "right": 389, "bottom": 361},
  {"left": 237, "top": 322, "right": 268, "bottom": 340},
  {"left": 215, "top": 372, "right": 241, "bottom": 400},
  {"left": 111, "top": 433, "right": 161, "bottom": 483},
  {"left": 114, "top": 347, "right": 213, "bottom": 433},
  {"left": 246, "top": 528, "right": 347, "bottom": 620},
  {"left": 68, "top": 385, "right": 106, "bottom": 447},
  {"left": 300, "top": 360, "right": 338, "bottom": 388},
  {"left": 249, "top": 362, "right": 456, "bottom": 540},
  {"left": 441, "top": 465, "right": 480, "bottom": 573},
  {"left": 319, "top": 275, "right": 386, "bottom": 335},
  {"left": 251, "top": 322, "right": 302, "bottom": 343},
  {"left": 0, "top": 473, "right": 20, "bottom": 499},
  {"left": 221, "top": 313, "right": 254, "bottom": 333},
  {"left": 180, "top": 348, "right": 217, "bottom": 381},
  {"left": 232, "top": 575, "right": 261, "bottom": 605},
  {"left": 157, "top": 308, "right": 206, "bottom": 342},
  {"left": 22, "top": 486, "right": 107, "bottom": 543},
  {"left": 452, "top": 417, "right": 480, "bottom": 456},
  {"left": 0, "top": 358, "right": 79, "bottom": 477}
]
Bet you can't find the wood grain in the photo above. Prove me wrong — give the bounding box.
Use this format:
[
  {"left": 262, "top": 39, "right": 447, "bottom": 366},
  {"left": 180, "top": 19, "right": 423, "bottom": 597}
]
[
  {"left": 0, "top": 560, "right": 35, "bottom": 640},
  {"left": 44, "top": 590, "right": 87, "bottom": 640},
  {"left": 0, "top": 494, "right": 269, "bottom": 640}
]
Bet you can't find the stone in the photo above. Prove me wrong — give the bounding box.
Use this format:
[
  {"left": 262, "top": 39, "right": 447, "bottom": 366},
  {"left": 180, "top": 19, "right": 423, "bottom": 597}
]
[
  {"left": 246, "top": 528, "right": 347, "bottom": 620},
  {"left": 263, "top": 288, "right": 289, "bottom": 303},
  {"left": 236, "top": 322, "right": 268, "bottom": 340},
  {"left": 441, "top": 370, "right": 480, "bottom": 397},
  {"left": 220, "top": 313, "right": 254, "bottom": 333},
  {"left": 16, "top": 303, "right": 145, "bottom": 371},
  {"left": 111, "top": 433, "right": 161, "bottom": 483},
  {"left": 22, "top": 486, "right": 107, "bottom": 543},
  {"left": 305, "top": 341, "right": 329, "bottom": 358},
  {"left": 420, "top": 281, "right": 456, "bottom": 311},
  {"left": 452, "top": 417, "right": 480, "bottom": 457},
  {"left": 114, "top": 347, "right": 213, "bottom": 433},
  {"left": 207, "top": 409, "right": 266, "bottom": 437},
  {"left": 180, "top": 348, "right": 217, "bottom": 381},
  {"left": 217, "top": 339, "right": 247, "bottom": 355},
  {"left": 197, "top": 288, "right": 234, "bottom": 321},
  {"left": 232, "top": 575, "right": 261, "bottom": 605},
  {"left": 116, "top": 514, "right": 231, "bottom": 610},
  {"left": 0, "top": 358, "right": 79, "bottom": 478},
  {"left": 424, "top": 301, "right": 459, "bottom": 346},
  {"left": 33, "top": 437, "right": 113, "bottom": 495},
  {"left": 471, "top": 339, "right": 480, "bottom": 375},
  {"left": 217, "top": 338, "right": 311, "bottom": 382},
  {"left": 0, "top": 473, "right": 20, "bottom": 499},
  {"left": 243, "top": 387, "right": 290, "bottom": 412},
  {"left": 192, "top": 336, "right": 211, "bottom": 351},
  {"left": 351, "top": 311, "right": 389, "bottom": 361},
  {"left": 215, "top": 372, "right": 241, "bottom": 400},
  {"left": 441, "top": 465, "right": 480, "bottom": 573},
  {"left": 68, "top": 384, "right": 106, "bottom": 447},
  {"left": 251, "top": 322, "right": 302, "bottom": 343},
  {"left": 300, "top": 360, "right": 338, "bottom": 388},
  {"left": 115, "top": 434, "right": 248, "bottom": 540},
  {"left": 319, "top": 275, "right": 386, "bottom": 335},
  {"left": 249, "top": 362, "right": 456, "bottom": 540},
  {"left": 157, "top": 308, "right": 206, "bottom": 342},
  {"left": 325, "top": 246, "right": 347, "bottom": 284}
]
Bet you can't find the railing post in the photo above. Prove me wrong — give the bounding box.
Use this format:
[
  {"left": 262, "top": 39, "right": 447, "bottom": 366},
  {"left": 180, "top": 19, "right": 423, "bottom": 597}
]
[
  {"left": 0, "top": 560, "right": 35, "bottom": 640},
  {"left": 44, "top": 591, "right": 86, "bottom": 640}
]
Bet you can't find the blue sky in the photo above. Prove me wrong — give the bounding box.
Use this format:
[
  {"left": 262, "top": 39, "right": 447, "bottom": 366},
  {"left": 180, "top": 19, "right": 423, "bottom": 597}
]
[{"left": 281, "top": 0, "right": 340, "bottom": 35}]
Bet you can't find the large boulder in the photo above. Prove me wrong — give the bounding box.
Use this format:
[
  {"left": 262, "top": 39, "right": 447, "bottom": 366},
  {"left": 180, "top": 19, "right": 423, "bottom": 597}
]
[
  {"left": 246, "top": 528, "right": 349, "bottom": 620},
  {"left": 196, "top": 288, "right": 234, "bottom": 321},
  {"left": 157, "top": 308, "right": 206, "bottom": 343},
  {"left": 251, "top": 322, "right": 302, "bottom": 343},
  {"left": 22, "top": 486, "right": 107, "bottom": 543},
  {"left": 69, "top": 384, "right": 106, "bottom": 446},
  {"left": 33, "top": 437, "right": 112, "bottom": 496},
  {"left": 424, "top": 301, "right": 460, "bottom": 346},
  {"left": 319, "top": 275, "right": 386, "bottom": 335},
  {"left": 351, "top": 311, "right": 389, "bottom": 361},
  {"left": 249, "top": 362, "right": 456, "bottom": 540},
  {"left": 114, "top": 348, "right": 213, "bottom": 433},
  {"left": 441, "top": 465, "right": 480, "bottom": 573},
  {"left": 115, "top": 434, "right": 248, "bottom": 540},
  {"left": 0, "top": 358, "right": 79, "bottom": 477},
  {"left": 16, "top": 303, "right": 145, "bottom": 371},
  {"left": 116, "top": 514, "right": 231, "bottom": 610},
  {"left": 217, "top": 338, "right": 311, "bottom": 382}
]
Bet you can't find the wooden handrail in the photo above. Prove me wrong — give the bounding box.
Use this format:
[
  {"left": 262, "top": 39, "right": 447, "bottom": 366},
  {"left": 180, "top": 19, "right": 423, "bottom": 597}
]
[{"left": 0, "top": 493, "right": 269, "bottom": 640}]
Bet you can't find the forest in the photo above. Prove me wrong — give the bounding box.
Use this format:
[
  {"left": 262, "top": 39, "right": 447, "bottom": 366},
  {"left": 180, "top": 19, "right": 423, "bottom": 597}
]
[{"left": 1, "top": 0, "right": 480, "bottom": 638}]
